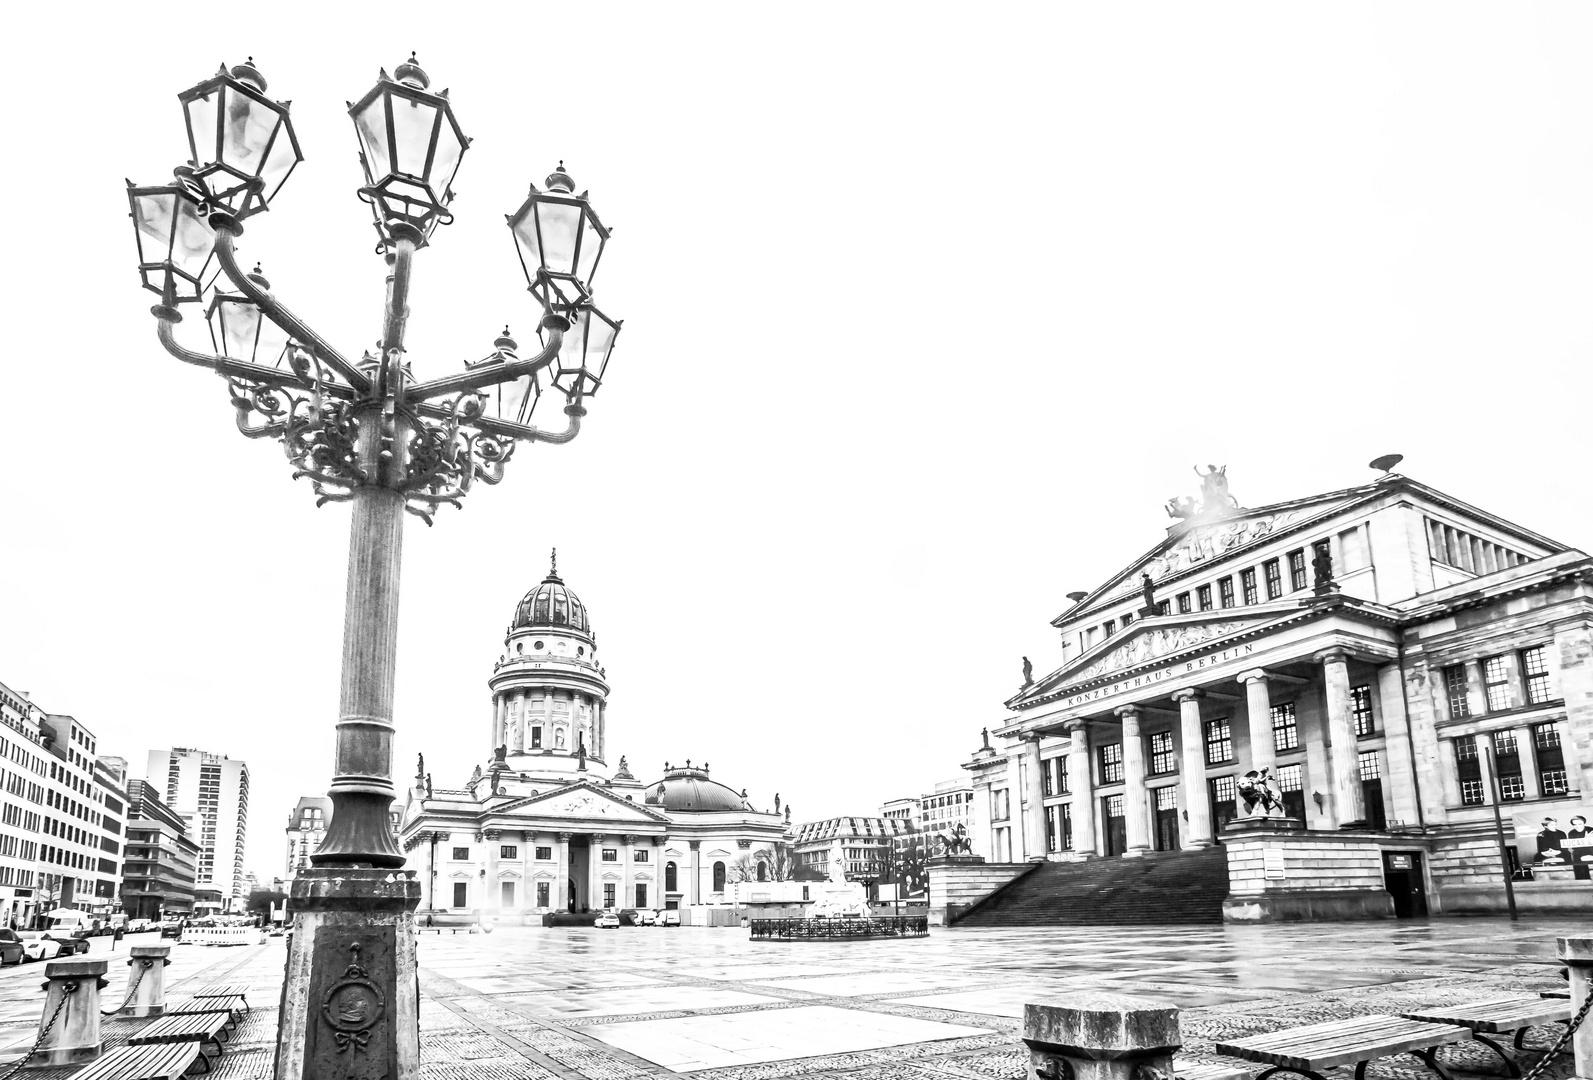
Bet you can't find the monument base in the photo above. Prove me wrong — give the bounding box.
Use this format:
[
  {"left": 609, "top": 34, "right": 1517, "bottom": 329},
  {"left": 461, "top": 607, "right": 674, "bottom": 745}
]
[{"left": 275, "top": 868, "right": 420, "bottom": 1080}]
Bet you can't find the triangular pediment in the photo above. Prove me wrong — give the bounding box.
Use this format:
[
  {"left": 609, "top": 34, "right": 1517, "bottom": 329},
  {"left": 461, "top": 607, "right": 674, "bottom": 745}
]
[
  {"left": 492, "top": 781, "right": 669, "bottom": 825},
  {"left": 1014, "top": 608, "right": 1296, "bottom": 707}
]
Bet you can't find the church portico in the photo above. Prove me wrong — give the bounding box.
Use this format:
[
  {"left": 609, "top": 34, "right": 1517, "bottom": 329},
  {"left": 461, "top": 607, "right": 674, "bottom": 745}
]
[{"left": 963, "top": 467, "right": 1593, "bottom": 921}]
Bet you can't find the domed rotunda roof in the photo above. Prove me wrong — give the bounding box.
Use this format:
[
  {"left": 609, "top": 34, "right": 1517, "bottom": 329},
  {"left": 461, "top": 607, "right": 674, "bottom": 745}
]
[
  {"left": 512, "top": 551, "right": 590, "bottom": 634},
  {"left": 645, "top": 762, "right": 750, "bottom": 813}
]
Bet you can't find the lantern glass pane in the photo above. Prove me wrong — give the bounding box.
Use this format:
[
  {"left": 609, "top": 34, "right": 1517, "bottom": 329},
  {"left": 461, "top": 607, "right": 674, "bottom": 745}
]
[
  {"left": 574, "top": 216, "right": 603, "bottom": 288},
  {"left": 584, "top": 312, "right": 619, "bottom": 384},
  {"left": 391, "top": 97, "right": 439, "bottom": 178},
  {"left": 511, "top": 210, "right": 542, "bottom": 269},
  {"left": 430, "top": 116, "right": 466, "bottom": 195},
  {"left": 220, "top": 301, "right": 262, "bottom": 361},
  {"left": 185, "top": 92, "right": 219, "bottom": 165},
  {"left": 170, "top": 200, "right": 216, "bottom": 276},
  {"left": 537, "top": 201, "right": 581, "bottom": 275},
  {"left": 495, "top": 372, "right": 540, "bottom": 426},
  {"left": 221, "top": 89, "right": 278, "bottom": 173},
  {"left": 353, "top": 96, "right": 391, "bottom": 181},
  {"left": 260, "top": 129, "right": 298, "bottom": 202},
  {"left": 132, "top": 192, "right": 177, "bottom": 265}
]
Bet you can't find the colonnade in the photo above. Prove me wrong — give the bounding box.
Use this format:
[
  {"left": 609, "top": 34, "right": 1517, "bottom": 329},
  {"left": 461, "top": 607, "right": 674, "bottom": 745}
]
[{"left": 490, "top": 690, "right": 606, "bottom": 760}]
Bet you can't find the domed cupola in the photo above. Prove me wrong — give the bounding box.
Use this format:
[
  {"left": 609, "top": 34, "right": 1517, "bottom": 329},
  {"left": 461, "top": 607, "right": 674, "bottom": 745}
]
[
  {"left": 512, "top": 550, "right": 591, "bottom": 636},
  {"left": 644, "top": 761, "right": 752, "bottom": 813}
]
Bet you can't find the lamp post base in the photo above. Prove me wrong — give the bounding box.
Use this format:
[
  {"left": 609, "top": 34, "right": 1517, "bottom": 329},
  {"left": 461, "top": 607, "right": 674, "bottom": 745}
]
[{"left": 275, "top": 868, "right": 421, "bottom": 1080}]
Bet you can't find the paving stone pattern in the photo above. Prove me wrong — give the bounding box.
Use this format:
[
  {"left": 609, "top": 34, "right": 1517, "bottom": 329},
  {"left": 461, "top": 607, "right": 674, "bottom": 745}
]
[{"left": 0, "top": 918, "right": 1585, "bottom": 1080}]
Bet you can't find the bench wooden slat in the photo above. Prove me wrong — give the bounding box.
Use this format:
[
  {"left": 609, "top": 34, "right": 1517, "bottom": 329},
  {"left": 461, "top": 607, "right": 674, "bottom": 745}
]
[
  {"left": 130, "top": 1011, "right": 230, "bottom": 1045},
  {"left": 74, "top": 1041, "right": 203, "bottom": 1080},
  {"left": 1216, "top": 1015, "right": 1471, "bottom": 1072},
  {"left": 1402, "top": 995, "right": 1571, "bottom": 1033}
]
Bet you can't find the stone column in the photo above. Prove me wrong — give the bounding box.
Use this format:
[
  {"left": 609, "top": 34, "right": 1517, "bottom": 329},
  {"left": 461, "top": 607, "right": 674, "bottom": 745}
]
[
  {"left": 122, "top": 945, "right": 170, "bottom": 1018},
  {"left": 1404, "top": 659, "right": 1451, "bottom": 825},
  {"left": 622, "top": 835, "right": 635, "bottom": 910},
  {"left": 1438, "top": 738, "right": 1463, "bottom": 807},
  {"left": 689, "top": 840, "right": 702, "bottom": 906},
  {"left": 1022, "top": 736, "right": 1048, "bottom": 860},
  {"left": 1557, "top": 719, "right": 1583, "bottom": 795},
  {"left": 492, "top": 695, "right": 505, "bottom": 751},
  {"left": 511, "top": 691, "right": 526, "bottom": 753},
  {"left": 1518, "top": 727, "right": 1543, "bottom": 801},
  {"left": 591, "top": 834, "right": 606, "bottom": 910},
  {"left": 1464, "top": 659, "right": 1488, "bottom": 719},
  {"left": 1555, "top": 625, "right": 1593, "bottom": 796},
  {"left": 1174, "top": 690, "right": 1213, "bottom": 847},
  {"left": 1116, "top": 706, "right": 1151, "bottom": 856},
  {"left": 556, "top": 832, "right": 571, "bottom": 912},
  {"left": 1374, "top": 665, "right": 1421, "bottom": 826},
  {"left": 483, "top": 831, "right": 500, "bottom": 915},
  {"left": 1239, "top": 670, "right": 1276, "bottom": 777},
  {"left": 1317, "top": 649, "right": 1366, "bottom": 827},
  {"left": 1067, "top": 723, "right": 1098, "bottom": 857},
  {"left": 36, "top": 959, "right": 107, "bottom": 1066}
]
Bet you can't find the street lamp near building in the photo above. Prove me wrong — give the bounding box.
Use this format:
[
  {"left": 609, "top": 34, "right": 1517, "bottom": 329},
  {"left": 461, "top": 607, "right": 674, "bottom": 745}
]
[{"left": 126, "top": 55, "right": 623, "bottom": 1080}]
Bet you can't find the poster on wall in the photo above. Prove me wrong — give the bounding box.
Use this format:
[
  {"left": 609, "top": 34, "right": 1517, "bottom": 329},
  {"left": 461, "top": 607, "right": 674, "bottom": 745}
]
[{"left": 1514, "top": 802, "right": 1593, "bottom": 881}]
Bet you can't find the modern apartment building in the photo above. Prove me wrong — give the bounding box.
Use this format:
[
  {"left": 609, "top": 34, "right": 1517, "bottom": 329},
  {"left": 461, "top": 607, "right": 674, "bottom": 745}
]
[
  {"left": 146, "top": 748, "right": 250, "bottom": 910},
  {"left": 122, "top": 779, "right": 199, "bottom": 920}
]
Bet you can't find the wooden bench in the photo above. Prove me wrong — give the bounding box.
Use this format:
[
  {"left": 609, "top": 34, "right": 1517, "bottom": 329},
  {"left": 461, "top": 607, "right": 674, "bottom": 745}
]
[
  {"left": 129, "top": 1011, "right": 232, "bottom": 1060},
  {"left": 190, "top": 984, "right": 249, "bottom": 1011},
  {"left": 72, "top": 1041, "right": 208, "bottom": 1080},
  {"left": 168, "top": 996, "right": 246, "bottom": 1033},
  {"left": 1401, "top": 995, "right": 1573, "bottom": 1077},
  {"left": 1175, "top": 1062, "right": 1250, "bottom": 1080},
  {"left": 1214, "top": 1014, "right": 1472, "bottom": 1080}
]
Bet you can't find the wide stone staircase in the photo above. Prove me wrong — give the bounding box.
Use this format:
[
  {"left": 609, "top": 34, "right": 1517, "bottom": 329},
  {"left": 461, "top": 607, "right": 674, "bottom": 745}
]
[{"left": 951, "top": 847, "right": 1229, "bottom": 927}]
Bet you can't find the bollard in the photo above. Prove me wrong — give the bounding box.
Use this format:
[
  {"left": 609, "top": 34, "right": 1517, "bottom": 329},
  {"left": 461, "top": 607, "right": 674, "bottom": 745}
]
[
  {"left": 1024, "top": 992, "right": 1180, "bottom": 1080},
  {"left": 1559, "top": 938, "right": 1592, "bottom": 1080},
  {"left": 121, "top": 945, "right": 171, "bottom": 1018},
  {"left": 28, "top": 958, "right": 108, "bottom": 1068}
]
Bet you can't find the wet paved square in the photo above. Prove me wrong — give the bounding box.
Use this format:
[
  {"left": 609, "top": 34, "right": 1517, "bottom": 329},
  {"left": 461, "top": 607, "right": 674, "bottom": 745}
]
[{"left": 0, "top": 918, "right": 1583, "bottom": 1080}]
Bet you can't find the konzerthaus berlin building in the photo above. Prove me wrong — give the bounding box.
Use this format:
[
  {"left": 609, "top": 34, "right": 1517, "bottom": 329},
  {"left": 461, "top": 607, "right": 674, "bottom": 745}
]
[
  {"left": 398, "top": 557, "right": 790, "bottom": 923},
  {"left": 965, "top": 466, "right": 1593, "bottom": 920}
]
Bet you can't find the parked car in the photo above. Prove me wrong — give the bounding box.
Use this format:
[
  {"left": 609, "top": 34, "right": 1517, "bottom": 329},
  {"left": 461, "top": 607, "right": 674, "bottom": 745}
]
[
  {"left": 158, "top": 923, "right": 182, "bottom": 939},
  {"left": 43, "top": 933, "right": 89, "bottom": 956},
  {"left": 594, "top": 912, "right": 621, "bottom": 929},
  {"left": 633, "top": 909, "right": 657, "bottom": 926},
  {"left": 0, "top": 930, "right": 24, "bottom": 966},
  {"left": 15, "top": 932, "right": 61, "bottom": 962},
  {"left": 659, "top": 909, "right": 680, "bottom": 927}
]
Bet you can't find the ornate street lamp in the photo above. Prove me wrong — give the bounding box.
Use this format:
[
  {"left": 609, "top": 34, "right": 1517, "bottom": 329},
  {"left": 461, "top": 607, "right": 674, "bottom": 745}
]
[{"left": 125, "top": 55, "right": 624, "bottom": 1080}]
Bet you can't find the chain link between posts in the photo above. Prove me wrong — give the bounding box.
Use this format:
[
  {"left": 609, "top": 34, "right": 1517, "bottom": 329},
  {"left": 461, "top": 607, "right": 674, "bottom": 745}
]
[
  {"left": 1516, "top": 990, "right": 1590, "bottom": 1080},
  {"left": 102, "top": 960, "right": 149, "bottom": 1017},
  {"left": 0, "top": 982, "right": 76, "bottom": 1080}
]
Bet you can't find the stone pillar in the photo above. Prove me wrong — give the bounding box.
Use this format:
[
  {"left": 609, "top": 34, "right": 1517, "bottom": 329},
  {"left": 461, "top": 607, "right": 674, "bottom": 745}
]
[
  {"left": 121, "top": 945, "right": 170, "bottom": 1018},
  {"left": 483, "top": 831, "right": 500, "bottom": 914},
  {"left": 622, "top": 835, "right": 635, "bottom": 910},
  {"left": 1318, "top": 649, "right": 1366, "bottom": 827},
  {"left": 689, "top": 840, "right": 702, "bottom": 906},
  {"left": 1116, "top": 707, "right": 1151, "bottom": 856},
  {"left": 492, "top": 695, "right": 505, "bottom": 751},
  {"left": 1022, "top": 991, "right": 1179, "bottom": 1080},
  {"left": 1518, "top": 727, "right": 1543, "bottom": 801},
  {"left": 556, "top": 833, "right": 571, "bottom": 912},
  {"left": 1557, "top": 936, "right": 1593, "bottom": 1080},
  {"left": 33, "top": 958, "right": 107, "bottom": 1066},
  {"left": 511, "top": 691, "right": 526, "bottom": 753},
  {"left": 1023, "top": 736, "right": 1048, "bottom": 860},
  {"left": 1006, "top": 748, "right": 1028, "bottom": 860},
  {"left": 1374, "top": 664, "right": 1421, "bottom": 826},
  {"left": 591, "top": 834, "right": 606, "bottom": 910},
  {"left": 1438, "top": 738, "right": 1463, "bottom": 807},
  {"left": 1174, "top": 690, "right": 1213, "bottom": 848},
  {"left": 1239, "top": 670, "right": 1276, "bottom": 777},
  {"left": 1464, "top": 659, "right": 1488, "bottom": 719},
  {"left": 1558, "top": 719, "right": 1583, "bottom": 795},
  {"left": 1067, "top": 723, "right": 1098, "bottom": 857},
  {"left": 1556, "top": 625, "right": 1593, "bottom": 797},
  {"left": 1404, "top": 659, "right": 1450, "bottom": 825}
]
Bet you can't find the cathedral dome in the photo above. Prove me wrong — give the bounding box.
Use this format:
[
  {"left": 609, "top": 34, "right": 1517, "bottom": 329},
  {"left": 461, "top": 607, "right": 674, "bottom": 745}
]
[
  {"left": 512, "top": 552, "right": 590, "bottom": 635},
  {"left": 645, "top": 763, "right": 750, "bottom": 813}
]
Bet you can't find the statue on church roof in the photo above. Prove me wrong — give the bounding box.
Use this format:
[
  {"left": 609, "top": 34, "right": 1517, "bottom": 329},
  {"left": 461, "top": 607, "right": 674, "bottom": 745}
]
[
  {"left": 470, "top": 764, "right": 482, "bottom": 782},
  {"left": 425, "top": 773, "right": 433, "bottom": 797},
  {"left": 1140, "top": 573, "right": 1157, "bottom": 616},
  {"left": 1166, "top": 464, "right": 1239, "bottom": 521},
  {"left": 416, "top": 753, "right": 425, "bottom": 782},
  {"left": 981, "top": 727, "right": 991, "bottom": 750},
  {"left": 1312, "top": 542, "right": 1338, "bottom": 596},
  {"left": 774, "top": 792, "right": 781, "bottom": 814},
  {"left": 576, "top": 733, "right": 587, "bottom": 771},
  {"left": 1021, "top": 657, "right": 1033, "bottom": 687}
]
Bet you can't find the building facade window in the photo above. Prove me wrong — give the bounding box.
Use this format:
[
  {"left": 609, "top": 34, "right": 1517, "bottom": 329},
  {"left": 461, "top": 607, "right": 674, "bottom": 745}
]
[
  {"left": 1219, "top": 577, "right": 1235, "bottom": 608},
  {"left": 1042, "top": 759, "right": 1054, "bottom": 796},
  {"left": 1271, "top": 702, "right": 1298, "bottom": 752},
  {"left": 1521, "top": 646, "right": 1552, "bottom": 704},
  {"left": 634, "top": 883, "right": 647, "bottom": 907},
  {"left": 603, "top": 883, "right": 616, "bottom": 908},
  {"left": 1176, "top": 592, "right": 1192, "bottom": 614},
  {"left": 1493, "top": 731, "right": 1525, "bottom": 801},
  {"left": 452, "top": 882, "right": 467, "bottom": 907},
  {"left": 1263, "top": 559, "right": 1282, "bottom": 600},
  {"left": 535, "top": 845, "right": 552, "bottom": 860},
  {"left": 536, "top": 881, "right": 550, "bottom": 907},
  {"left": 1197, "top": 584, "right": 1213, "bottom": 611},
  {"left": 992, "top": 789, "right": 1010, "bottom": 821},
  {"left": 451, "top": 846, "right": 470, "bottom": 860},
  {"left": 1482, "top": 656, "right": 1512, "bottom": 712},
  {"left": 1288, "top": 549, "right": 1308, "bottom": 591},
  {"left": 1351, "top": 685, "right": 1375, "bottom": 737},
  {"left": 601, "top": 848, "right": 617, "bottom": 862},
  {"left": 1098, "top": 743, "right": 1124, "bottom": 784},
  {"left": 1103, "top": 621, "right": 1116, "bottom": 638},
  {"left": 530, "top": 726, "right": 542, "bottom": 749},
  {"left": 1535, "top": 723, "right": 1568, "bottom": 796},
  {"left": 1359, "top": 751, "right": 1386, "bottom": 829},
  {"left": 1155, "top": 600, "right": 1171, "bottom": 616},
  {"left": 1444, "top": 665, "right": 1471, "bottom": 720},
  {"left": 1275, "top": 762, "right": 1306, "bottom": 820},
  {"left": 1240, "top": 569, "right": 1259, "bottom": 605},
  {"left": 1149, "top": 731, "right": 1176, "bottom": 775},
  {"left": 1055, "top": 756, "right": 1069, "bottom": 794},
  {"left": 499, "top": 845, "right": 517, "bottom": 859},
  {"left": 1455, "top": 738, "right": 1484, "bottom": 806},
  {"left": 1204, "top": 718, "right": 1233, "bottom": 765},
  {"left": 634, "top": 849, "right": 650, "bottom": 862}
]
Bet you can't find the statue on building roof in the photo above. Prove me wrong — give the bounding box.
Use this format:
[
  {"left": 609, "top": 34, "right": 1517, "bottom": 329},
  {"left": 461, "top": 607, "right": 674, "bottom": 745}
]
[
  {"left": 1167, "top": 464, "right": 1239, "bottom": 521},
  {"left": 470, "top": 764, "right": 482, "bottom": 782},
  {"left": 774, "top": 792, "right": 781, "bottom": 813},
  {"left": 1140, "top": 573, "right": 1157, "bottom": 616},
  {"left": 576, "top": 733, "right": 587, "bottom": 771},
  {"left": 784, "top": 804, "right": 792, "bottom": 822},
  {"left": 1021, "top": 657, "right": 1033, "bottom": 687},
  {"left": 981, "top": 727, "right": 991, "bottom": 750},
  {"left": 1312, "top": 542, "right": 1338, "bottom": 596},
  {"left": 425, "top": 773, "right": 433, "bottom": 797},
  {"left": 416, "top": 753, "right": 425, "bottom": 782}
]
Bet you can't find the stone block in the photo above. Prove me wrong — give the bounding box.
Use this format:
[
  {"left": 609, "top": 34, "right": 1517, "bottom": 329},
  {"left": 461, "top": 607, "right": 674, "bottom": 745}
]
[{"left": 1024, "top": 992, "right": 1180, "bottom": 1080}]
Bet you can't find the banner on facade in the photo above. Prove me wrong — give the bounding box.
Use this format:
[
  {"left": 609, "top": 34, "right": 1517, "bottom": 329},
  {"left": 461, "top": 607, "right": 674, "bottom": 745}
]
[{"left": 1514, "top": 802, "right": 1593, "bottom": 881}]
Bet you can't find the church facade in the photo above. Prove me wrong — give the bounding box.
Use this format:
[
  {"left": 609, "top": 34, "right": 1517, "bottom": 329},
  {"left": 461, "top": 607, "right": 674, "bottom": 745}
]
[
  {"left": 398, "top": 558, "right": 790, "bottom": 923},
  {"left": 964, "top": 466, "right": 1593, "bottom": 920}
]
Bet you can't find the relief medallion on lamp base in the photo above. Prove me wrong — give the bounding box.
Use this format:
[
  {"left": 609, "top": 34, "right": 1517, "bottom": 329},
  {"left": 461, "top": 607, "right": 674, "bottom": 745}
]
[{"left": 275, "top": 868, "right": 421, "bottom": 1080}]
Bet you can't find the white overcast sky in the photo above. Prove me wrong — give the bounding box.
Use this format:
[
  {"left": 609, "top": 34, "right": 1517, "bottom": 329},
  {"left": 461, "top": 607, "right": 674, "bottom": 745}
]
[{"left": 2, "top": 4, "right": 1590, "bottom": 886}]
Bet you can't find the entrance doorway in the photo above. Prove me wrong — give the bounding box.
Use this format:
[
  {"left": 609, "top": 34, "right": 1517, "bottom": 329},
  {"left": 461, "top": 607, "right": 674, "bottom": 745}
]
[
  {"left": 1153, "top": 787, "right": 1180, "bottom": 851},
  {"left": 1382, "top": 851, "right": 1427, "bottom": 918},
  {"left": 1208, "top": 776, "right": 1237, "bottom": 843},
  {"left": 1102, "top": 794, "right": 1126, "bottom": 856}
]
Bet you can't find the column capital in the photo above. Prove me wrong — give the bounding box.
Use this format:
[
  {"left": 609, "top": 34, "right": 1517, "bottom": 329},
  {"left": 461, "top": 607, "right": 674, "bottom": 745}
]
[
  {"left": 688, "top": 839, "right": 701, "bottom": 850},
  {"left": 1113, "top": 704, "right": 1143, "bottom": 719},
  {"left": 1171, "top": 688, "right": 1206, "bottom": 703},
  {"left": 1063, "top": 718, "right": 1090, "bottom": 734},
  {"left": 484, "top": 829, "right": 501, "bottom": 841},
  {"left": 1237, "top": 668, "right": 1270, "bottom": 685},
  {"left": 558, "top": 831, "right": 573, "bottom": 841},
  {"left": 1314, "top": 647, "right": 1353, "bottom": 665},
  {"left": 624, "top": 834, "right": 637, "bottom": 844},
  {"left": 591, "top": 833, "right": 605, "bottom": 843}
]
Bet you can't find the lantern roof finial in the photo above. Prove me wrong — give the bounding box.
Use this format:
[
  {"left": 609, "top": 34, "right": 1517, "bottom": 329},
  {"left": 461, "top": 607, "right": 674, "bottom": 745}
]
[
  {"left": 231, "top": 57, "right": 267, "bottom": 93},
  {"left": 247, "top": 263, "right": 271, "bottom": 291},
  {"left": 545, "top": 162, "right": 575, "bottom": 194},
  {"left": 395, "top": 52, "right": 430, "bottom": 90},
  {"left": 494, "top": 325, "right": 517, "bottom": 353}
]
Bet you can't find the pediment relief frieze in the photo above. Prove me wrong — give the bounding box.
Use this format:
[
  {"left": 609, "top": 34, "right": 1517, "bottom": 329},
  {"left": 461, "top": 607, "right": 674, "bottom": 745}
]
[{"left": 1073, "top": 620, "right": 1254, "bottom": 682}]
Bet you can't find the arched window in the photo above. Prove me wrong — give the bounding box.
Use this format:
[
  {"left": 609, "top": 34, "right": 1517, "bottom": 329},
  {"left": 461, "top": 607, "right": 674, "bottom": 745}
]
[
  {"left": 712, "top": 861, "right": 726, "bottom": 892},
  {"left": 665, "top": 861, "right": 677, "bottom": 892},
  {"left": 757, "top": 861, "right": 768, "bottom": 882}
]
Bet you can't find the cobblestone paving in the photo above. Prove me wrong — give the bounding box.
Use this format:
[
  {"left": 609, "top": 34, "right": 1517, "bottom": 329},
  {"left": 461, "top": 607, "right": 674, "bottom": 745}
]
[{"left": 0, "top": 918, "right": 1585, "bottom": 1080}]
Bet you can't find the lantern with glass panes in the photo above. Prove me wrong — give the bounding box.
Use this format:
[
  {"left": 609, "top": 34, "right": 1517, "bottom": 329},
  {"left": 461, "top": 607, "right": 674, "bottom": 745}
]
[
  {"left": 206, "top": 264, "right": 293, "bottom": 370},
  {"left": 507, "top": 163, "right": 610, "bottom": 313},
  {"left": 126, "top": 181, "right": 217, "bottom": 302},
  {"left": 348, "top": 53, "right": 469, "bottom": 244},
  {"left": 179, "top": 58, "right": 302, "bottom": 220}
]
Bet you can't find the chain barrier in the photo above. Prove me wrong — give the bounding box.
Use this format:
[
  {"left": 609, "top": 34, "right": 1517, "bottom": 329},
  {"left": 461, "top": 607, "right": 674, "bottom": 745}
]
[
  {"left": 1516, "top": 988, "right": 1590, "bottom": 1080},
  {"left": 0, "top": 982, "right": 76, "bottom": 1080},
  {"left": 102, "top": 960, "right": 148, "bottom": 1017}
]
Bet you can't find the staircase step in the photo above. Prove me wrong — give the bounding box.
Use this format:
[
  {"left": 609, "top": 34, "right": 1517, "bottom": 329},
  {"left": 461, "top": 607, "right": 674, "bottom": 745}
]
[{"left": 953, "top": 848, "right": 1229, "bottom": 927}]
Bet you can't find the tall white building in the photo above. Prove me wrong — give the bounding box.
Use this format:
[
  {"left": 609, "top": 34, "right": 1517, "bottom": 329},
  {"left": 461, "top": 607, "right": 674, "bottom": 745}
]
[{"left": 145, "top": 748, "right": 250, "bottom": 909}]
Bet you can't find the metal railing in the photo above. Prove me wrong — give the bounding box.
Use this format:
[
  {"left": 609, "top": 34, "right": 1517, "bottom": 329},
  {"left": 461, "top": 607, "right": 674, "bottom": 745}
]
[{"left": 749, "top": 916, "right": 928, "bottom": 941}]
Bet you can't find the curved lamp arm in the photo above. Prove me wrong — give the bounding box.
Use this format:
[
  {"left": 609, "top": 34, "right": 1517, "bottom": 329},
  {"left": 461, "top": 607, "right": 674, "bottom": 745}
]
[
  {"left": 405, "top": 319, "right": 566, "bottom": 402},
  {"left": 154, "top": 316, "right": 354, "bottom": 399},
  {"left": 211, "top": 227, "right": 371, "bottom": 393},
  {"left": 414, "top": 400, "right": 585, "bottom": 444}
]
